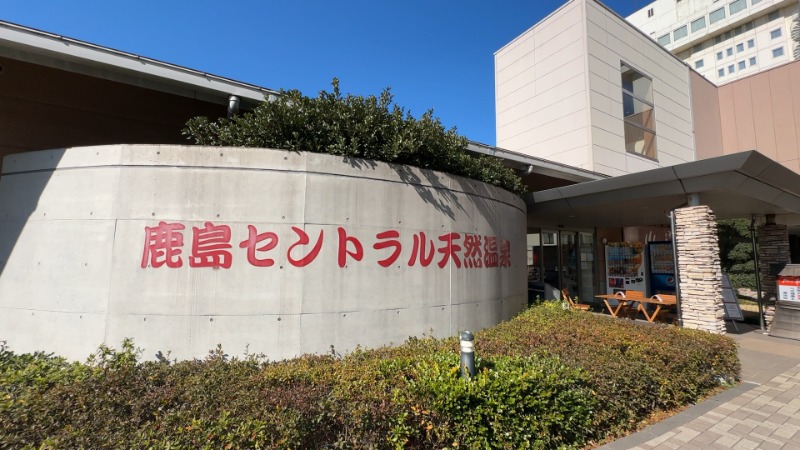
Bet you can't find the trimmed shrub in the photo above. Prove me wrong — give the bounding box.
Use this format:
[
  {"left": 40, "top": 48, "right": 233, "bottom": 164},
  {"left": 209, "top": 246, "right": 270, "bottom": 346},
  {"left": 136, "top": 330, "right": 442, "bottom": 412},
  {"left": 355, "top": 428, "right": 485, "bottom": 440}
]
[
  {"left": 182, "top": 79, "right": 526, "bottom": 196},
  {"left": 0, "top": 304, "right": 739, "bottom": 448}
]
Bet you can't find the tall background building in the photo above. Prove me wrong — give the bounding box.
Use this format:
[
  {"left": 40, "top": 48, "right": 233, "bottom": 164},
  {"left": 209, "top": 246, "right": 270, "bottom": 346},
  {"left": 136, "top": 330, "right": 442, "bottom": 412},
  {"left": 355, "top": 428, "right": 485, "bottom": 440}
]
[{"left": 626, "top": 0, "right": 799, "bottom": 83}]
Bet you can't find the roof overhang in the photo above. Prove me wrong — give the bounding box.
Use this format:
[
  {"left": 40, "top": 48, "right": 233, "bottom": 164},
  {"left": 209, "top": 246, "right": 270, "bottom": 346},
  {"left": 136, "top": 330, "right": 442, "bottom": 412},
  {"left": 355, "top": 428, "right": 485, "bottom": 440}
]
[
  {"left": 528, "top": 151, "right": 800, "bottom": 228},
  {"left": 466, "top": 141, "right": 607, "bottom": 183},
  {"left": 0, "top": 20, "right": 278, "bottom": 107}
]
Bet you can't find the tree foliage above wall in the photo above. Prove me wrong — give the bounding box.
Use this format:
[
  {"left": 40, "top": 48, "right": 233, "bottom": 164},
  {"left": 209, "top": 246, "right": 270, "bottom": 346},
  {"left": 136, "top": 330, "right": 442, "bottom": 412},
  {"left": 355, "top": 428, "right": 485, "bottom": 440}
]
[{"left": 183, "top": 79, "right": 525, "bottom": 195}]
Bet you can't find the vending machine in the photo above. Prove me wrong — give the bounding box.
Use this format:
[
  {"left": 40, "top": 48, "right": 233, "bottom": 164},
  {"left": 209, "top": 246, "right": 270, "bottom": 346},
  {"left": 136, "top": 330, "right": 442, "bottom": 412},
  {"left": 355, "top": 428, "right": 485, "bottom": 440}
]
[
  {"left": 647, "top": 241, "right": 676, "bottom": 295},
  {"left": 605, "top": 242, "right": 646, "bottom": 294}
]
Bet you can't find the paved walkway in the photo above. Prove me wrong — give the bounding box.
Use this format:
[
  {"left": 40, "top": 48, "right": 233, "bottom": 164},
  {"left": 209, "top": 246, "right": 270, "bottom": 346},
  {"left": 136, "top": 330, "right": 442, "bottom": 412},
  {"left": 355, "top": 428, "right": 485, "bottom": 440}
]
[{"left": 600, "top": 322, "right": 800, "bottom": 450}]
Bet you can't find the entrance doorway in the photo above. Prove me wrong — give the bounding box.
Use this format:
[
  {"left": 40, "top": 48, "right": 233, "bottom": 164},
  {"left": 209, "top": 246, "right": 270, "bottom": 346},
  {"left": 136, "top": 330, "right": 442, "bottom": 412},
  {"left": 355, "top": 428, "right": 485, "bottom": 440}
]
[{"left": 527, "top": 229, "right": 596, "bottom": 303}]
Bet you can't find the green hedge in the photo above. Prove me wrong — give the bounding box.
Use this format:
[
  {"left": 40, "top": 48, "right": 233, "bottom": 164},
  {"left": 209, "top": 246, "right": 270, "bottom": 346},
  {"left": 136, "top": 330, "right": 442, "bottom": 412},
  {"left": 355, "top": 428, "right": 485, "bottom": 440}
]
[
  {"left": 1, "top": 303, "right": 739, "bottom": 449},
  {"left": 182, "top": 79, "right": 526, "bottom": 196}
]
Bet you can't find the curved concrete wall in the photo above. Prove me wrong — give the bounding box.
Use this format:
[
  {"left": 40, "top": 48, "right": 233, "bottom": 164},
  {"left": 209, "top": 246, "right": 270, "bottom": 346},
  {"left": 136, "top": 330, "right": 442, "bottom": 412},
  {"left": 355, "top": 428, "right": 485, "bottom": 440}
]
[{"left": 0, "top": 145, "right": 527, "bottom": 360}]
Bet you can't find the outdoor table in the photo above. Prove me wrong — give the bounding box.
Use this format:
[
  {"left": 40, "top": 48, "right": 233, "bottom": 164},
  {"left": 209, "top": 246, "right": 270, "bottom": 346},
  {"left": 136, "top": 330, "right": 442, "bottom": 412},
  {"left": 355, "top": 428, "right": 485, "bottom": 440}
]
[
  {"left": 595, "top": 294, "right": 637, "bottom": 318},
  {"left": 635, "top": 295, "right": 677, "bottom": 323}
]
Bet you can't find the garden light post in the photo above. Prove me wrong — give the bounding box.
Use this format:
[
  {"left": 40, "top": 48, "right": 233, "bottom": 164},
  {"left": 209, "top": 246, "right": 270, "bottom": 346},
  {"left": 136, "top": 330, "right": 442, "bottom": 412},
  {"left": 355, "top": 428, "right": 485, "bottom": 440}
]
[{"left": 460, "top": 330, "right": 476, "bottom": 378}]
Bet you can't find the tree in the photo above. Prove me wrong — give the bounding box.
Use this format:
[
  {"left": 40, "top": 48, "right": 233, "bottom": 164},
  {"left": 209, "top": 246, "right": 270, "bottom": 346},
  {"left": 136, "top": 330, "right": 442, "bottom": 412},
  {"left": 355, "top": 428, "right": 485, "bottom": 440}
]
[
  {"left": 183, "top": 79, "right": 525, "bottom": 195},
  {"left": 717, "top": 218, "right": 756, "bottom": 290}
]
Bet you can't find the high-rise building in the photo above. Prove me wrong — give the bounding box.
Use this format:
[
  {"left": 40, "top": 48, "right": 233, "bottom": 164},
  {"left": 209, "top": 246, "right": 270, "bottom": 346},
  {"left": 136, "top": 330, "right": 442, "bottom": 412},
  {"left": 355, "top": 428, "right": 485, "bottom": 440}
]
[{"left": 626, "top": 0, "right": 799, "bottom": 83}]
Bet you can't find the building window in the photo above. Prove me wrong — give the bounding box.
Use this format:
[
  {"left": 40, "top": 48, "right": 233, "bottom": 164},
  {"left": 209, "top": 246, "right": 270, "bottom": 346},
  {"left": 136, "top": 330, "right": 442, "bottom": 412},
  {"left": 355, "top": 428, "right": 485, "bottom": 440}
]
[
  {"left": 710, "top": 7, "right": 726, "bottom": 24},
  {"left": 621, "top": 63, "right": 657, "bottom": 160},
  {"left": 736, "top": 43, "right": 744, "bottom": 52},
  {"left": 738, "top": 61, "right": 746, "bottom": 70},
  {"left": 695, "top": 59, "right": 705, "bottom": 69},
  {"left": 674, "top": 25, "right": 688, "bottom": 41},
  {"left": 718, "top": 68, "right": 725, "bottom": 77},
  {"left": 744, "top": 21, "right": 754, "bottom": 31},
  {"left": 749, "top": 56, "right": 757, "bottom": 66},
  {"left": 771, "top": 28, "right": 782, "bottom": 39},
  {"left": 747, "top": 38, "right": 755, "bottom": 48},
  {"left": 768, "top": 11, "right": 780, "bottom": 22},
  {"left": 751, "top": 0, "right": 762, "bottom": 4},
  {"left": 773, "top": 46, "right": 785, "bottom": 58},
  {"left": 693, "top": 43, "right": 704, "bottom": 53},
  {"left": 691, "top": 17, "right": 707, "bottom": 32},
  {"left": 717, "top": 51, "right": 724, "bottom": 60},
  {"left": 714, "top": 35, "right": 723, "bottom": 44},
  {"left": 647, "top": 8, "right": 654, "bottom": 18},
  {"left": 658, "top": 34, "right": 671, "bottom": 46},
  {"left": 727, "top": 47, "right": 734, "bottom": 56},
  {"left": 729, "top": 0, "right": 747, "bottom": 15},
  {"left": 728, "top": 64, "right": 735, "bottom": 73}
]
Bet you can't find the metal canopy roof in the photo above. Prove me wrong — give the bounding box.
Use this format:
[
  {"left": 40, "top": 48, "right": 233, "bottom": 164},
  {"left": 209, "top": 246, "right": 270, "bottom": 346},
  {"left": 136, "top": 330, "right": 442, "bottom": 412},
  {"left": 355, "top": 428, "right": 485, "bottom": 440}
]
[
  {"left": 527, "top": 151, "right": 800, "bottom": 228},
  {"left": 0, "top": 20, "right": 278, "bottom": 106}
]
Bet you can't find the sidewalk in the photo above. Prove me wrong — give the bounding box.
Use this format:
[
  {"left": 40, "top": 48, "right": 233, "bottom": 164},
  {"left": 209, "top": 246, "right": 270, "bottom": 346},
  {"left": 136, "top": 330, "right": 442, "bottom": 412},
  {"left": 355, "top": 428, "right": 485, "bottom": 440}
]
[{"left": 599, "top": 322, "right": 800, "bottom": 450}]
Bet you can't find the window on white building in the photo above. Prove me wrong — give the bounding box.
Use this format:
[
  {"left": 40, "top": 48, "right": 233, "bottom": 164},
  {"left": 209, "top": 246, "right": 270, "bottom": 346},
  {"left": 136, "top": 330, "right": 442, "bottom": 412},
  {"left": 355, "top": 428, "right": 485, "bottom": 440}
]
[
  {"left": 728, "top": 64, "right": 735, "bottom": 74},
  {"left": 744, "top": 21, "right": 754, "bottom": 32},
  {"left": 718, "top": 68, "right": 725, "bottom": 77},
  {"left": 658, "top": 34, "right": 671, "bottom": 46},
  {"left": 729, "top": 0, "right": 747, "bottom": 15},
  {"left": 717, "top": 51, "right": 724, "bottom": 60},
  {"left": 621, "top": 63, "right": 657, "bottom": 160},
  {"left": 674, "top": 25, "right": 688, "bottom": 41},
  {"left": 749, "top": 56, "right": 757, "bottom": 66},
  {"left": 695, "top": 59, "right": 705, "bottom": 69},
  {"left": 691, "top": 17, "right": 707, "bottom": 33},
  {"left": 710, "top": 8, "right": 726, "bottom": 24},
  {"left": 747, "top": 38, "right": 755, "bottom": 48},
  {"left": 738, "top": 61, "right": 746, "bottom": 70},
  {"left": 773, "top": 46, "right": 785, "bottom": 58},
  {"left": 771, "top": 28, "right": 782, "bottom": 39},
  {"left": 768, "top": 11, "right": 780, "bottom": 22},
  {"left": 647, "top": 8, "right": 654, "bottom": 18},
  {"left": 736, "top": 43, "right": 744, "bottom": 52},
  {"left": 727, "top": 47, "right": 734, "bottom": 56},
  {"left": 751, "top": 0, "right": 763, "bottom": 4}
]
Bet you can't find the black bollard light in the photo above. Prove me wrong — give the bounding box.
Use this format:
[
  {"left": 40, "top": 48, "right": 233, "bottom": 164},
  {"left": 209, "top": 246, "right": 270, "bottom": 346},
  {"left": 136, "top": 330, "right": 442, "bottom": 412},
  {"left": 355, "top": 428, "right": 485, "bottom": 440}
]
[{"left": 460, "top": 330, "right": 476, "bottom": 378}]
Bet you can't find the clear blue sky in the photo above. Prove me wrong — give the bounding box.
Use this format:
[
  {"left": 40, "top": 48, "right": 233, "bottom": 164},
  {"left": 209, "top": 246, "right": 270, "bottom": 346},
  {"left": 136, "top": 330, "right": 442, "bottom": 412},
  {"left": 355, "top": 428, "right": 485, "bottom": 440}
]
[{"left": 3, "top": 0, "right": 644, "bottom": 145}]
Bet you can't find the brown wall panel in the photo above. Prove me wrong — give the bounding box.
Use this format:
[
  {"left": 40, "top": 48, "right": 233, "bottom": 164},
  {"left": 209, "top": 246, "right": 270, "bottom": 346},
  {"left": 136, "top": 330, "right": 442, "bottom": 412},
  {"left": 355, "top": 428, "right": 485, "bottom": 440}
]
[
  {"left": 750, "top": 73, "right": 778, "bottom": 160},
  {"left": 0, "top": 57, "right": 231, "bottom": 163},
  {"left": 689, "top": 71, "right": 724, "bottom": 160},
  {"left": 769, "top": 68, "right": 800, "bottom": 163}
]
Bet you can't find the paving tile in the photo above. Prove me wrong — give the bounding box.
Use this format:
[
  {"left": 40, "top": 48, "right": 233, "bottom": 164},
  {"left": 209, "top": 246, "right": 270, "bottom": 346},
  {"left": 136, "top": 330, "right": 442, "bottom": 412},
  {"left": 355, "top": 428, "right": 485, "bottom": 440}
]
[
  {"left": 733, "top": 438, "right": 761, "bottom": 450},
  {"left": 643, "top": 431, "right": 675, "bottom": 446},
  {"left": 714, "top": 434, "right": 741, "bottom": 447},
  {"left": 690, "top": 429, "right": 722, "bottom": 444},
  {"left": 672, "top": 427, "right": 701, "bottom": 442},
  {"left": 753, "top": 442, "right": 784, "bottom": 450}
]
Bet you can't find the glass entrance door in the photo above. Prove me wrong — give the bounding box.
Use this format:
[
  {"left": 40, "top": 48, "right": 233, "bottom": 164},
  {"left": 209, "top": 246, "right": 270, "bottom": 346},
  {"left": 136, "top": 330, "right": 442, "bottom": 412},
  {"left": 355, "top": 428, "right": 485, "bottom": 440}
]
[{"left": 559, "top": 231, "right": 579, "bottom": 298}]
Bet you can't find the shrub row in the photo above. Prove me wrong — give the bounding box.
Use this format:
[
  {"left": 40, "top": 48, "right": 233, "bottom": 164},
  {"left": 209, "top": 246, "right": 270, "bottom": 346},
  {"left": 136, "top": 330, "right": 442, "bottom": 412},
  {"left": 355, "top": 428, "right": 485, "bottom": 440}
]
[
  {"left": 182, "top": 79, "right": 526, "bottom": 196},
  {"left": 1, "top": 303, "right": 739, "bottom": 449}
]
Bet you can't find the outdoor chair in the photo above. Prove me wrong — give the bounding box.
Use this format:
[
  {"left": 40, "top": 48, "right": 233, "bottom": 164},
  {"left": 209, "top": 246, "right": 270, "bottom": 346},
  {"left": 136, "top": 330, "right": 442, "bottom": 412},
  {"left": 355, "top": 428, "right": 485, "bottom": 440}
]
[{"left": 562, "top": 288, "right": 591, "bottom": 311}]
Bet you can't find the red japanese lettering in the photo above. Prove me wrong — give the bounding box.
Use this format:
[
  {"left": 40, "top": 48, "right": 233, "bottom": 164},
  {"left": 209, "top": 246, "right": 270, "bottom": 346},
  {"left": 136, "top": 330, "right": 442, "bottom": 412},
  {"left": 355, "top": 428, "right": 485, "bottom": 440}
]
[
  {"left": 484, "top": 236, "right": 499, "bottom": 268},
  {"left": 437, "top": 232, "right": 462, "bottom": 269},
  {"left": 141, "top": 221, "right": 185, "bottom": 268},
  {"left": 408, "top": 232, "right": 435, "bottom": 267},
  {"left": 239, "top": 225, "right": 278, "bottom": 267},
  {"left": 462, "top": 234, "right": 483, "bottom": 268},
  {"left": 500, "top": 239, "right": 511, "bottom": 268},
  {"left": 373, "top": 230, "right": 402, "bottom": 267},
  {"left": 287, "top": 226, "right": 324, "bottom": 267},
  {"left": 189, "top": 222, "right": 232, "bottom": 268},
  {"left": 337, "top": 227, "right": 363, "bottom": 268}
]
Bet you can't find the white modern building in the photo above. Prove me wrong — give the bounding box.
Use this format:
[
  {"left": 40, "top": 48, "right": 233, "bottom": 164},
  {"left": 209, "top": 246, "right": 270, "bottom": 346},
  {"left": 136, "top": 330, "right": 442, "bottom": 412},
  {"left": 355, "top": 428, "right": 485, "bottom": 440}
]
[
  {"left": 496, "top": 0, "right": 800, "bottom": 334},
  {"left": 627, "top": 0, "right": 799, "bottom": 83}
]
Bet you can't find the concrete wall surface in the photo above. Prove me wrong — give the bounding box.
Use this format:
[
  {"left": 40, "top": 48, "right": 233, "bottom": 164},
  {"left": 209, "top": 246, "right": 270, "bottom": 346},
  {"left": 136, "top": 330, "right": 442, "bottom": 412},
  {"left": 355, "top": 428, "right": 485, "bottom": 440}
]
[{"left": 0, "top": 145, "right": 527, "bottom": 361}]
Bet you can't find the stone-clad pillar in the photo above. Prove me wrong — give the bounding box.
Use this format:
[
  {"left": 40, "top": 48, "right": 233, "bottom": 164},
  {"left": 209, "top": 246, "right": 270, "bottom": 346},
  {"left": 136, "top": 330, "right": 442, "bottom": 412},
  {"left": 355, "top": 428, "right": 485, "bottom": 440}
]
[
  {"left": 757, "top": 219, "right": 790, "bottom": 327},
  {"left": 674, "top": 206, "right": 725, "bottom": 334}
]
